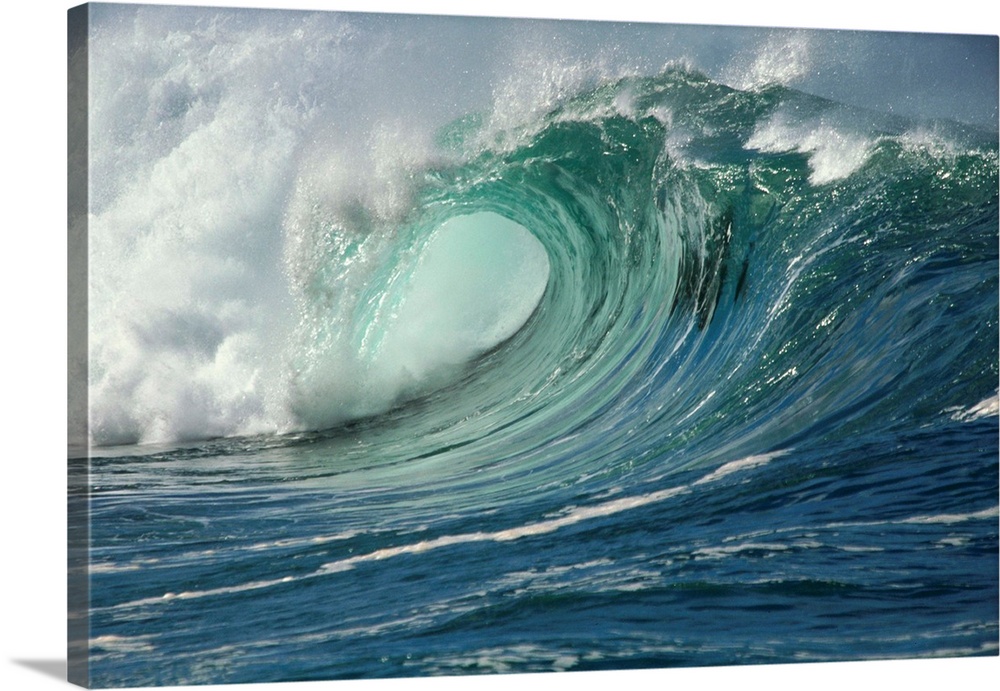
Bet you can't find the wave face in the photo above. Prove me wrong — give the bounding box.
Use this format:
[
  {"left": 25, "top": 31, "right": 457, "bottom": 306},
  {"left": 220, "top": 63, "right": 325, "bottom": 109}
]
[{"left": 81, "top": 6, "right": 998, "bottom": 687}]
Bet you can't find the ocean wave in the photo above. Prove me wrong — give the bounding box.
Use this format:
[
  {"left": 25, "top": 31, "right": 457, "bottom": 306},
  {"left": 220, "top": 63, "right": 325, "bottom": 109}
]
[{"left": 85, "top": 7, "right": 998, "bottom": 474}]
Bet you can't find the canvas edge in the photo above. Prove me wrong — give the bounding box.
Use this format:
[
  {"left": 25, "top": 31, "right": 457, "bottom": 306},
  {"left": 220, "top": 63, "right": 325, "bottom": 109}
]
[{"left": 68, "top": 3, "right": 91, "bottom": 688}]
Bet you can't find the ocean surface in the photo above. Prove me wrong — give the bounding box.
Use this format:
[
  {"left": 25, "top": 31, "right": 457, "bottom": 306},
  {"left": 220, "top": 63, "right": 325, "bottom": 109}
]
[{"left": 72, "top": 5, "right": 998, "bottom": 687}]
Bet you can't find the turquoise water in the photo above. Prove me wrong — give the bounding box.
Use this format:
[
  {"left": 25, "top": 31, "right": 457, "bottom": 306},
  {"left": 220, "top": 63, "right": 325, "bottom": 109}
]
[{"left": 75, "top": 5, "right": 998, "bottom": 687}]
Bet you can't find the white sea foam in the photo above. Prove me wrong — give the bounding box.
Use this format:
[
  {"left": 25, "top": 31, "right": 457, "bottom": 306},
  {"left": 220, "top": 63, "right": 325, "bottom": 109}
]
[
  {"left": 90, "top": 635, "right": 156, "bottom": 654},
  {"left": 418, "top": 643, "right": 580, "bottom": 675},
  {"left": 87, "top": 8, "right": 348, "bottom": 445},
  {"left": 692, "top": 542, "right": 790, "bottom": 559},
  {"left": 693, "top": 450, "right": 788, "bottom": 484},
  {"left": 824, "top": 505, "right": 999, "bottom": 530},
  {"left": 900, "top": 506, "right": 999, "bottom": 525},
  {"left": 746, "top": 112, "right": 876, "bottom": 185},
  {"left": 948, "top": 393, "right": 999, "bottom": 422}
]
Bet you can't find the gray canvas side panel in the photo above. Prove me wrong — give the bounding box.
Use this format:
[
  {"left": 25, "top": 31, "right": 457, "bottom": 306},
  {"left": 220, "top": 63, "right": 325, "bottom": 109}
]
[{"left": 67, "top": 3, "right": 90, "bottom": 687}]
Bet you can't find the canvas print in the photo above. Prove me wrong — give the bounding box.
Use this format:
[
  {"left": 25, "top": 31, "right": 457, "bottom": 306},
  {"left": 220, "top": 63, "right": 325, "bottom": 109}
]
[{"left": 67, "top": 2, "right": 999, "bottom": 688}]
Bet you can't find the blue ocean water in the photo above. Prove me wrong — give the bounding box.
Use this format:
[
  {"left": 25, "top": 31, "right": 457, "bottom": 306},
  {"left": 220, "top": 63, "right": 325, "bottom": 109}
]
[{"left": 74, "top": 5, "right": 998, "bottom": 687}]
